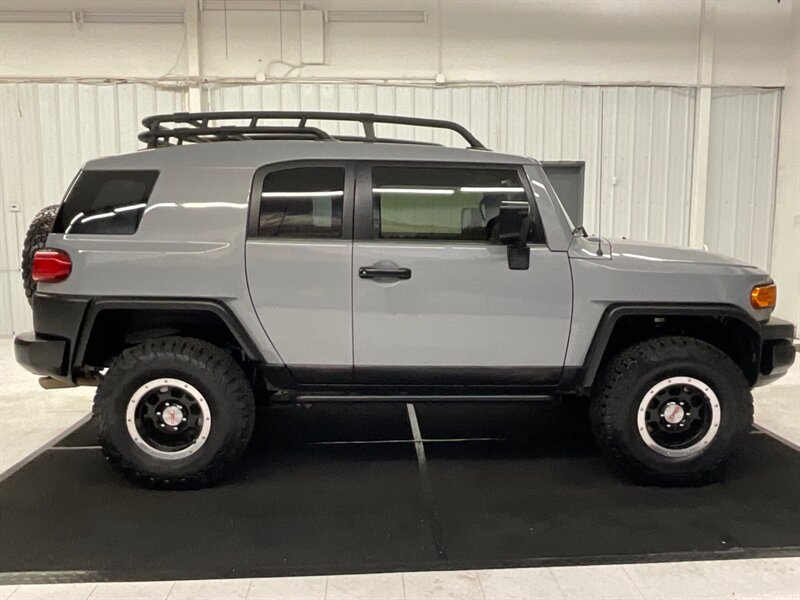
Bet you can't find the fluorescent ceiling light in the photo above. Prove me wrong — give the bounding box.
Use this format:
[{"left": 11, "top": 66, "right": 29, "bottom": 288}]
[
  {"left": 83, "top": 12, "right": 184, "bottom": 23},
  {"left": 0, "top": 10, "right": 183, "bottom": 23},
  {"left": 374, "top": 188, "right": 453, "bottom": 195},
  {"left": 201, "top": 0, "right": 302, "bottom": 10},
  {"left": 80, "top": 212, "right": 115, "bottom": 223},
  {"left": 460, "top": 187, "right": 525, "bottom": 193},
  {"left": 326, "top": 11, "right": 427, "bottom": 23},
  {"left": 261, "top": 191, "right": 344, "bottom": 198},
  {"left": 114, "top": 203, "right": 148, "bottom": 213},
  {"left": 0, "top": 10, "right": 72, "bottom": 22}
]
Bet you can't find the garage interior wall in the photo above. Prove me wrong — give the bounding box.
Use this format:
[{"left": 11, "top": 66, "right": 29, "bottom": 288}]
[{"left": 0, "top": 0, "right": 797, "bottom": 337}]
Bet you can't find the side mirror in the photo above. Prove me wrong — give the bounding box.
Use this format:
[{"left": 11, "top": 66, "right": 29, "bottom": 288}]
[
  {"left": 497, "top": 200, "right": 530, "bottom": 245},
  {"left": 497, "top": 200, "right": 531, "bottom": 270}
]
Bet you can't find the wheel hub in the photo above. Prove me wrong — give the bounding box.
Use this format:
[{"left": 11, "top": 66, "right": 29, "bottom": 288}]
[
  {"left": 637, "top": 376, "right": 721, "bottom": 458},
  {"left": 160, "top": 404, "right": 184, "bottom": 428},
  {"left": 662, "top": 402, "right": 685, "bottom": 425},
  {"left": 125, "top": 378, "right": 211, "bottom": 460}
]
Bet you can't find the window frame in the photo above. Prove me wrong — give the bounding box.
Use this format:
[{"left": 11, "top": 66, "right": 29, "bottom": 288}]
[
  {"left": 354, "top": 161, "right": 547, "bottom": 245},
  {"left": 248, "top": 160, "right": 356, "bottom": 240}
]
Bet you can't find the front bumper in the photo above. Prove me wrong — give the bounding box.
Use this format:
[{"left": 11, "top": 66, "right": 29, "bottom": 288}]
[
  {"left": 756, "top": 317, "right": 796, "bottom": 387},
  {"left": 14, "top": 332, "right": 69, "bottom": 379}
]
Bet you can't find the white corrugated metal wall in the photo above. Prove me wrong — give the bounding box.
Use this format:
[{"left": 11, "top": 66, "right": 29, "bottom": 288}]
[
  {"left": 207, "top": 84, "right": 697, "bottom": 246},
  {"left": 0, "top": 82, "right": 781, "bottom": 336},
  {"left": 0, "top": 83, "right": 185, "bottom": 336},
  {"left": 705, "top": 88, "right": 782, "bottom": 271}
]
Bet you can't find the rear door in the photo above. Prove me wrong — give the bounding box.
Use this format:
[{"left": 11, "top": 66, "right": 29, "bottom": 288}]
[
  {"left": 246, "top": 162, "right": 354, "bottom": 373},
  {"left": 351, "top": 162, "right": 573, "bottom": 386}
]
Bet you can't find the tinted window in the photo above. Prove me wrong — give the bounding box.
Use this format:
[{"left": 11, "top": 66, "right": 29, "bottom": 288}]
[
  {"left": 372, "top": 166, "right": 532, "bottom": 241},
  {"left": 53, "top": 170, "right": 159, "bottom": 235},
  {"left": 258, "top": 167, "right": 344, "bottom": 238}
]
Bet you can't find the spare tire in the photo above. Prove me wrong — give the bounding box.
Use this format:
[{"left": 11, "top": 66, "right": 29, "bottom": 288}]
[{"left": 21, "top": 204, "right": 59, "bottom": 306}]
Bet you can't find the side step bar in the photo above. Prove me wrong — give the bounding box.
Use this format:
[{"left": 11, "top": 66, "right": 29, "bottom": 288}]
[{"left": 285, "top": 394, "right": 558, "bottom": 403}]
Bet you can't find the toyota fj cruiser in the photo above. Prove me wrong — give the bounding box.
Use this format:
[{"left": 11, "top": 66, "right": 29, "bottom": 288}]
[{"left": 14, "top": 111, "right": 796, "bottom": 488}]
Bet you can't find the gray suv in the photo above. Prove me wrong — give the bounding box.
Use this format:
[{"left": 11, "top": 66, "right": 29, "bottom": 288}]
[{"left": 14, "top": 111, "right": 795, "bottom": 488}]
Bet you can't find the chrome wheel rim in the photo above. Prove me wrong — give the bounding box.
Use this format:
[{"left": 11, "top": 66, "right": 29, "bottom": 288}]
[
  {"left": 126, "top": 378, "right": 211, "bottom": 460},
  {"left": 637, "top": 376, "right": 721, "bottom": 458}
]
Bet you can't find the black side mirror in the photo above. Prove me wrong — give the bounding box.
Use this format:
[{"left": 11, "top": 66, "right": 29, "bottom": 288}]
[{"left": 497, "top": 200, "right": 531, "bottom": 270}]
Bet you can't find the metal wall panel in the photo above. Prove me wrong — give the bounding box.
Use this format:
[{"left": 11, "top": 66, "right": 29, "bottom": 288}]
[
  {"left": 0, "top": 82, "right": 780, "bottom": 336},
  {"left": 208, "top": 83, "right": 695, "bottom": 243},
  {"left": 0, "top": 83, "right": 186, "bottom": 336},
  {"left": 598, "top": 87, "right": 696, "bottom": 246},
  {"left": 705, "top": 88, "right": 781, "bottom": 270}
]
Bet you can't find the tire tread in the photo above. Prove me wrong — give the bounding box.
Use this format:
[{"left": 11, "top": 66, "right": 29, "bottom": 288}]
[{"left": 20, "top": 204, "right": 59, "bottom": 305}]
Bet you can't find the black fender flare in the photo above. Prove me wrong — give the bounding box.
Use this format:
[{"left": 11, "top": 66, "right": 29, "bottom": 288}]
[
  {"left": 561, "top": 303, "right": 762, "bottom": 393},
  {"left": 74, "top": 297, "right": 262, "bottom": 368}
]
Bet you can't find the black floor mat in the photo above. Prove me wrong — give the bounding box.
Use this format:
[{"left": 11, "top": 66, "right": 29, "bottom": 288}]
[{"left": 1, "top": 402, "right": 798, "bottom": 584}]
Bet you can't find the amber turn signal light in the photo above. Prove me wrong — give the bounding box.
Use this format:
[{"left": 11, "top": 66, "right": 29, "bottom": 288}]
[{"left": 750, "top": 283, "right": 777, "bottom": 309}]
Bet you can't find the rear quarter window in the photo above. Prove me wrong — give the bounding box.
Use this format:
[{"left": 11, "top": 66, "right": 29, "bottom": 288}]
[{"left": 53, "top": 170, "right": 159, "bottom": 235}]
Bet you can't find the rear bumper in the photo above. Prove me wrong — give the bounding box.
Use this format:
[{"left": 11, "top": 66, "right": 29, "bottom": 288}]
[
  {"left": 14, "top": 332, "right": 69, "bottom": 379},
  {"left": 755, "top": 317, "right": 796, "bottom": 387},
  {"left": 14, "top": 293, "right": 90, "bottom": 382}
]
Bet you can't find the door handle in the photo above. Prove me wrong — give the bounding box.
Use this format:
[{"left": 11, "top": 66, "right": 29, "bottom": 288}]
[{"left": 358, "top": 266, "right": 412, "bottom": 280}]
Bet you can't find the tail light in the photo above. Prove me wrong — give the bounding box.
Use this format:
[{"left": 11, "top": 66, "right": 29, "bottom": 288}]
[{"left": 32, "top": 249, "right": 72, "bottom": 283}]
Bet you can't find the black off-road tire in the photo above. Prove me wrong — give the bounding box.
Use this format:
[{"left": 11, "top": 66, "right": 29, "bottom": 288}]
[
  {"left": 591, "top": 336, "right": 753, "bottom": 486},
  {"left": 94, "top": 337, "right": 256, "bottom": 489},
  {"left": 21, "top": 204, "right": 59, "bottom": 305}
]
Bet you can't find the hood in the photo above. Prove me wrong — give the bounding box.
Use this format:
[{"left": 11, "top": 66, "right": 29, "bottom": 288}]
[
  {"left": 608, "top": 238, "right": 755, "bottom": 268},
  {"left": 606, "top": 238, "right": 757, "bottom": 268}
]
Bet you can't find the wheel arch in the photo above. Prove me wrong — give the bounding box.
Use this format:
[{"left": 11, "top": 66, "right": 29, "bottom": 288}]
[
  {"left": 569, "top": 304, "right": 763, "bottom": 393},
  {"left": 76, "top": 298, "right": 262, "bottom": 370}
]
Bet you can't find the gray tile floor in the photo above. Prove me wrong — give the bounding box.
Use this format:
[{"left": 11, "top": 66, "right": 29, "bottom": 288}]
[{"left": 1, "top": 339, "right": 798, "bottom": 600}]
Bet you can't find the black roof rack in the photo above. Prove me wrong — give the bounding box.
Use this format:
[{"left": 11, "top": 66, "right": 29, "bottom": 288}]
[{"left": 139, "top": 111, "right": 488, "bottom": 150}]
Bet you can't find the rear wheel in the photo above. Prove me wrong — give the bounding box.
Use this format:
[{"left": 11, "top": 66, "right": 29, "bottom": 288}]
[
  {"left": 94, "top": 337, "right": 255, "bottom": 489},
  {"left": 21, "top": 204, "right": 59, "bottom": 305},
  {"left": 591, "top": 336, "right": 752, "bottom": 485}
]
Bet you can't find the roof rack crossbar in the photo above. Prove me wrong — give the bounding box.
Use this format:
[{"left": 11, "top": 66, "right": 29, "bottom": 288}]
[
  {"left": 140, "top": 111, "right": 487, "bottom": 149},
  {"left": 138, "top": 125, "right": 334, "bottom": 147}
]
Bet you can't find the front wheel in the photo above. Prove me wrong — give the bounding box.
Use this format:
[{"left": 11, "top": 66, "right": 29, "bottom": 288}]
[
  {"left": 94, "top": 337, "right": 255, "bottom": 489},
  {"left": 591, "top": 336, "right": 752, "bottom": 486}
]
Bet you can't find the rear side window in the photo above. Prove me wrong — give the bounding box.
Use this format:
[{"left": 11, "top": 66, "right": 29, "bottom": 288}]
[
  {"left": 372, "top": 166, "right": 536, "bottom": 242},
  {"left": 53, "top": 170, "right": 159, "bottom": 235},
  {"left": 258, "top": 167, "right": 344, "bottom": 238}
]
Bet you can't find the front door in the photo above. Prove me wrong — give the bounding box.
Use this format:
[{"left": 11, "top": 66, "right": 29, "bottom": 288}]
[{"left": 352, "top": 163, "right": 573, "bottom": 386}]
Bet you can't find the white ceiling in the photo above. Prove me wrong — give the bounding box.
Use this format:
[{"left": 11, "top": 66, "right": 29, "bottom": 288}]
[{"left": 0, "top": 0, "right": 433, "bottom": 10}]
